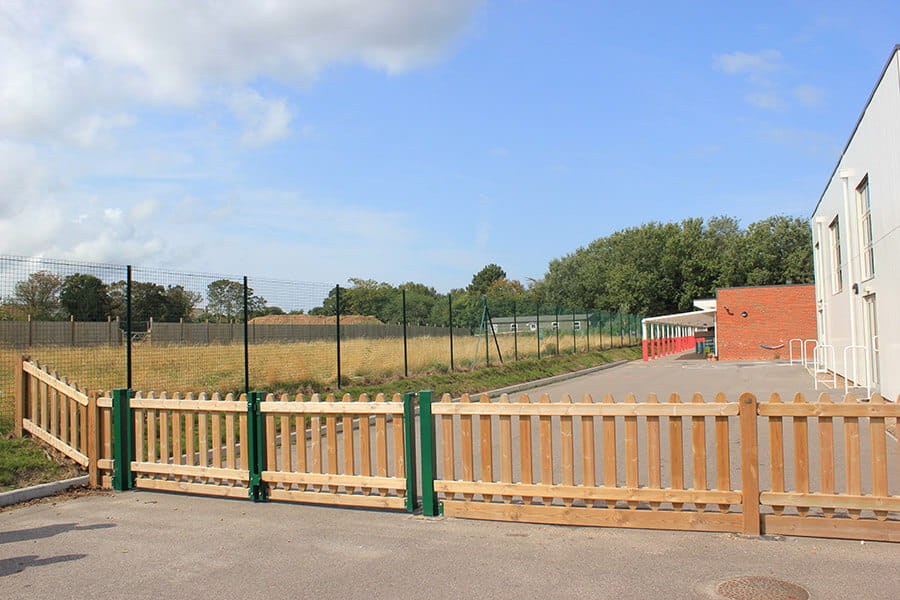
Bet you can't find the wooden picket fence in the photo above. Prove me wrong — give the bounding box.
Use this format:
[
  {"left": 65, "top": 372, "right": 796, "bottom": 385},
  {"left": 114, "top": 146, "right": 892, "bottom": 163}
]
[
  {"left": 13, "top": 358, "right": 900, "bottom": 542},
  {"left": 430, "top": 391, "right": 900, "bottom": 541},
  {"left": 14, "top": 358, "right": 99, "bottom": 476},
  {"left": 432, "top": 392, "right": 756, "bottom": 534}
]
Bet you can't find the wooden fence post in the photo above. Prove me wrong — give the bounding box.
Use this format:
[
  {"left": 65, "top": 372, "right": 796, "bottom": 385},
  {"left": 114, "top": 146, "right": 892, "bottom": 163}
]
[
  {"left": 14, "top": 355, "right": 29, "bottom": 437},
  {"left": 87, "top": 391, "right": 100, "bottom": 487},
  {"left": 739, "top": 392, "right": 760, "bottom": 536}
]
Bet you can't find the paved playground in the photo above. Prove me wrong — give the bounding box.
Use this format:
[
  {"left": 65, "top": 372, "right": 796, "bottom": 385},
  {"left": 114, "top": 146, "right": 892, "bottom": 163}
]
[{"left": 2, "top": 356, "right": 898, "bottom": 600}]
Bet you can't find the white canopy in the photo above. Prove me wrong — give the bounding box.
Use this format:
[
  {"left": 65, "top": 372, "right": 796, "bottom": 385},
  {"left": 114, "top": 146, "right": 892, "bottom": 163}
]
[{"left": 641, "top": 308, "right": 716, "bottom": 329}]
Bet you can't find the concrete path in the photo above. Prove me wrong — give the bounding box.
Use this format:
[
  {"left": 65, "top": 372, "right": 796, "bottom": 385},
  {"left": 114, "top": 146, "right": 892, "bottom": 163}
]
[{"left": 2, "top": 491, "right": 898, "bottom": 600}]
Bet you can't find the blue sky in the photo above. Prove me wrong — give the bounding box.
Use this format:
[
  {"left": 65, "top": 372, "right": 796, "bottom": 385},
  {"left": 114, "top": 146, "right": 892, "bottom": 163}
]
[{"left": 1, "top": 1, "right": 898, "bottom": 293}]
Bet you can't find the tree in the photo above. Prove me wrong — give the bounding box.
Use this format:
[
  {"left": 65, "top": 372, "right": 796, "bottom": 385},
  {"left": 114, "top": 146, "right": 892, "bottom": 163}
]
[
  {"left": 60, "top": 274, "right": 111, "bottom": 321},
  {"left": 206, "top": 280, "right": 267, "bottom": 321},
  {"left": 468, "top": 264, "right": 506, "bottom": 296},
  {"left": 163, "top": 285, "right": 202, "bottom": 321},
  {"left": 537, "top": 215, "right": 813, "bottom": 316},
  {"left": 12, "top": 271, "right": 63, "bottom": 320}
]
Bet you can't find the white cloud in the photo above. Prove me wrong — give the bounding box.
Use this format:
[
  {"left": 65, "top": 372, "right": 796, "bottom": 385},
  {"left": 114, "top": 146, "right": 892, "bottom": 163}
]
[
  {"left": 229, "top": 89, "right": 292, "bottom": 147},
  {"left": 792, "top": 84, "right": 825, "bottom": 107},
  {"left": 0, "top": 0, "right": 479, "bottom": 270},
  {"left": 746, "top": 90, "right": 786, "bottom": 110},
  {"left": 713, "top": 49, "right": 782, "bottom": 83}
]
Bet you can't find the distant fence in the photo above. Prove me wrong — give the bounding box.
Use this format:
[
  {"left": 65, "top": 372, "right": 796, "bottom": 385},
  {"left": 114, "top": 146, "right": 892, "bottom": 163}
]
[{"left": 0, "top": 320, "right": 470, "bottom": 348}]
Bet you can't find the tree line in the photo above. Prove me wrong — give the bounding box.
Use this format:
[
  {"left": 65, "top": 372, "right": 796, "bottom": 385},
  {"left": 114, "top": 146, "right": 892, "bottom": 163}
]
[
  {"left": 533, "top": 215, "right": 813, "bottom": 315},
  {"left": 1, "top": 273, "right": 282, "bottom": 324}
]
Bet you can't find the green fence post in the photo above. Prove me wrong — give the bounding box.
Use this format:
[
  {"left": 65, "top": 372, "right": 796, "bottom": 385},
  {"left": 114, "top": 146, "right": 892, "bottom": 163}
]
[
  {"left": 111, "top": 388, "right": 133, "bottom": 491},
  {"left": 402, "top": 289, "right": 409, "bottom": 378},
  {"left": 418, "top": 390, "right": 439, "bottom": 516},
  {"left": 448, "top": 292, "right": 454, "bottom": 371},
  {"left": 403, "top": 392, "right": 419, "bottom": 512},
  {"left": 247, "top": 391, "right": 268, "bottom": 502}
]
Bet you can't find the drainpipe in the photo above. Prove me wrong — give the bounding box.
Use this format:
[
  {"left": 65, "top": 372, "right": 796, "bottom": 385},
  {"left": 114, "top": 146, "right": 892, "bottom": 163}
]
[
  {"left": 814, "top": 216, "right": 829, "bottom": 367},
  {"left": 840, "top": 170, "right": 858, "bottom": 381}
]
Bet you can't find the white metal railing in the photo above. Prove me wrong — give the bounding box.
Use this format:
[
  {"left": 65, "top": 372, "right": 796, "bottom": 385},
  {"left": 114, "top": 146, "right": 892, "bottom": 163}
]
[
  {"left": 812, "top": 344, "right": 836, "bottom": 391},
  {"left": 803, "top": 339, "right": 818, "bottom": 369},
  {"left": 842, "top": 345, "right": 870, "bottom": 399},
  {"left": 789, "top": 338, "right": 803, "bottom": 365}
]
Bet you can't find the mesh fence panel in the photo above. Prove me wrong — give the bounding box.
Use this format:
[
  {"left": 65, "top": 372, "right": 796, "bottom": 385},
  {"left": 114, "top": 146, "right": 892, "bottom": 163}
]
[
  {"left": 246, "top": 277, "right": 336, "bottom": 391},
  {"left": 0, "top": 254, "right": 647, "bottom": 431},
  {"left": 130, "top": 266, "right": 257, "bottom": 395},
  {"left": 0, "top": 256, "right": 128, "bottom": 427}
]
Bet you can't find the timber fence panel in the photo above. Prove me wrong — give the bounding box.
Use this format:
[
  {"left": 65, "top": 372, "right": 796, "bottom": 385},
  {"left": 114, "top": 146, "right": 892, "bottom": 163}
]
[
  {"left": 433, "top": 392, "right": 745, "bottom": 533},
  {"left": 18, "top": 360, "right": 92, "bottom": 467},
  {"left": 259, "top": 392, "right": 409, "bottom": 510},
  {"left": 757, "top": 392, "right": 900, "bottom": 542},
  {"left": 125, "top": 391, "right": 251, "bottom": 498}
]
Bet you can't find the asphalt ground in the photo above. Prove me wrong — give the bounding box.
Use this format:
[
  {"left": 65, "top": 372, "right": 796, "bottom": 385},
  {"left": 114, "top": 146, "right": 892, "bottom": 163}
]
[{"left": 2, "top": 354, "right": 898, "bottom": 599}]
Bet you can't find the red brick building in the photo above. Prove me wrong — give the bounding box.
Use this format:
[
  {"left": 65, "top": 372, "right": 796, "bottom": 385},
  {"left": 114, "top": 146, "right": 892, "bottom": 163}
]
[{"left": 715, "top": 284, "right": 816, "bottom": 361}]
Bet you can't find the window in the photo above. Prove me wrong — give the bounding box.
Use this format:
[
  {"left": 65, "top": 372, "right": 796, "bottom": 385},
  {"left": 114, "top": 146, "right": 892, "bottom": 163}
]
[
  {"left": 829, "top": 217, "right": 842, "bottom": 293},
  {"left": 857, "top": 176, "right": 874, "bottom": 279},
  {"left": 573, "top": 321, "right": 582, "bottom": 331}
]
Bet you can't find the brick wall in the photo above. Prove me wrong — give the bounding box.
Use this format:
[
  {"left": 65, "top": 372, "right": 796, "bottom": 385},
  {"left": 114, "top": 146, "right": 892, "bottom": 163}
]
[{"left": 716, "top": 285, "right": 816, "bottom": 361}]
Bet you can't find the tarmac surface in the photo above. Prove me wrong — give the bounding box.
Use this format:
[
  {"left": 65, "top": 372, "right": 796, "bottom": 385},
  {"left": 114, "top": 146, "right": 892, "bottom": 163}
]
[{"left": 2, "top": 354, "right": 898, "bottom": 600}]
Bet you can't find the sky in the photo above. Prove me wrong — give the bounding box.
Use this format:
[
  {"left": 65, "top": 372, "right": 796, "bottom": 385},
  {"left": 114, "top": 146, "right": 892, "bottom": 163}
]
[{"left": 1, "top": 0, "right": 899, "bottom": 294}]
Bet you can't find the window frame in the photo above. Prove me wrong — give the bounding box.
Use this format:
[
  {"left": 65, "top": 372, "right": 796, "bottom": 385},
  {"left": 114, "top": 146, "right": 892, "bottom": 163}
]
[
  {"left": 856, "top": 175, "right": 875, "bottom": 280},
  {"left": 829, "top": 216, "right": 843, "bottom": 294}
]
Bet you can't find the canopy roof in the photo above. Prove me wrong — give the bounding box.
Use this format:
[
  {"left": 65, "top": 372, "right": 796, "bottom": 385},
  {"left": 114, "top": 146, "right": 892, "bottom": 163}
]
[{"left": 641, "top": 308, "right": 716, "bottom": 329}]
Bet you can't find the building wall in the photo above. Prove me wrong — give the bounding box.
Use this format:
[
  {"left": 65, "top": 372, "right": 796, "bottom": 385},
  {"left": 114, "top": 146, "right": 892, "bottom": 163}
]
[
  {"left": 716, "top": 285, "right": 816, "bottom": 361},
  {"left": 812, "top": 47, "right": 900, "bottom": 399}
]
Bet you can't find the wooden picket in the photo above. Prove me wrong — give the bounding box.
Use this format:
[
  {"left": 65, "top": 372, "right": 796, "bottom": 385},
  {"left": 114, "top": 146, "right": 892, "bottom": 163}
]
[
  {"left": 757, "top": 392, "right": 900, "bottom": 542},
  {"left": 432, "top": 392, "right": 747, "bottom": 534},
  {"left": 17, "top": 358, "right": 92, "bottom": 469},
  {"left": 259, "top": 392, "right": 408, "bottom": 509}
]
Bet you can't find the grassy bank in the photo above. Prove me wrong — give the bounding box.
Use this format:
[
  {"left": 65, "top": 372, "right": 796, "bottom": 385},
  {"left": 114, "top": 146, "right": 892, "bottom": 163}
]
[
  {"left": 0, "top": 436, "right": 83, "bottom": 492},
  {"left": 276, "top": 345, "right": 642, "bottom": 400}
]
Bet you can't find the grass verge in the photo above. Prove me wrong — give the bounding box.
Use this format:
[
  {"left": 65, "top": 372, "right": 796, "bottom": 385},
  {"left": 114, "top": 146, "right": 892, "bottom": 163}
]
[
  {"left": 269, "top": 345, "right": 642, "bottom": 399},
  {"left": 0, "top": 436, "right": 84, "bottom": 492}
]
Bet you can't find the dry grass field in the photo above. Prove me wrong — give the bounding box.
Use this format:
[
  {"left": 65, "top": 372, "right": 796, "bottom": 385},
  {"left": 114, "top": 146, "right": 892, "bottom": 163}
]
[{"left": 0, "top": 331, "right": 632, "bottom": 427}]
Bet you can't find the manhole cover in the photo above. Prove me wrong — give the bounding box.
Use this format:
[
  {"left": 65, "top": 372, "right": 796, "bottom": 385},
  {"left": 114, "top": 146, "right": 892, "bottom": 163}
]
[{"left": 717, "top": 576, "right": 809, "bottom": 600}]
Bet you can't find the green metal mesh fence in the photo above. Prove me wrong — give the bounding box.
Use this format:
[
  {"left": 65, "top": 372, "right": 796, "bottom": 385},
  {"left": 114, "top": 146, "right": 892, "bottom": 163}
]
[{"left": 0, "top": 255, "right": 644, "bottom": 430}]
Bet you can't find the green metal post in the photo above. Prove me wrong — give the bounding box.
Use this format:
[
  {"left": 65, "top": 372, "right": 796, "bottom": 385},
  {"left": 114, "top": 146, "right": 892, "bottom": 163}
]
[
  {"left": 483, "top": 297, "right": 489, "bottom": 367},
  {"left": 335, "top": 285, "right": 341, "bottom": 388},
  {"left": 448, "top": 293, "right": 454, "bottom": 371},
  {"left": 403, "top": 392, "right": 419, "bottom": 512},
  {"left": 247, "top": 391, "right": 267, "bottom": 502},
  {"left": 243, "top": 276, "right": 249, "bottom": 394},
  {"left": 111, "top": 388, "right": 133, "bottom": 491},
  {"left": 586, "top": 309, "right": 591, "bottom": 351},
  {"left": 126, "top": 266, "right": 132, "bottom": 389},
  {"left": 402, "top": 289, "right": 409, "bottom": 377},
  {"left": 555, "top": 305, "right": 560, "bottom": 355},
  {"left": 536, "top": 303, "right": 541, "bottom": 360},
  {"left": 572, "top": 307, "right": 577, "bottom": 353},
  {"left": 512, "top": 300, "right": 518, "bottom": 361},
  {"left": 418, "top": 390, "right": 439, "bottom": 516}
]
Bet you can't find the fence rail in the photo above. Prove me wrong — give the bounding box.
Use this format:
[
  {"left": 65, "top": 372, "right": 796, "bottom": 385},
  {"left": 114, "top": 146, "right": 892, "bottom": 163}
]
[{"left": 13, "top": 359, "right": 900, "bottom": 542}]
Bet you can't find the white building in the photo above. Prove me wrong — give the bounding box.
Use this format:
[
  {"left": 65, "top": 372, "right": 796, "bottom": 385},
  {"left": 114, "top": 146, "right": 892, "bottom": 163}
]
[{"left": 811, "top": 44, "right": 900, "bottom": 399}]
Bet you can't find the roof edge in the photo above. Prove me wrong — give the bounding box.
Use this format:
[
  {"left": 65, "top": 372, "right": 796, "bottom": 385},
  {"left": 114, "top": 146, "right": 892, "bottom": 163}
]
[{"left": 811, "top": 44, "right": 900, "bottom": 219}]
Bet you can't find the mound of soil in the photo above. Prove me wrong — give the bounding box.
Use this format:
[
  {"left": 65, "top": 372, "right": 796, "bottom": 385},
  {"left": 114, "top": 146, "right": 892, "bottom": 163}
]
[{"left": 249, "top": 315, "right": 382, "bottom": 326}]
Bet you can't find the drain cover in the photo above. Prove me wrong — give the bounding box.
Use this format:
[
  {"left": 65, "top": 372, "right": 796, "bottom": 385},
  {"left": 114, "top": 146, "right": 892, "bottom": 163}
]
[{"left": 717, "top": 576, "right": 809, "bottom": 600}]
